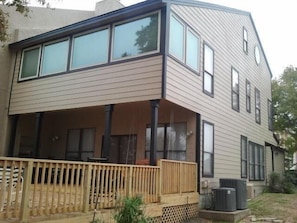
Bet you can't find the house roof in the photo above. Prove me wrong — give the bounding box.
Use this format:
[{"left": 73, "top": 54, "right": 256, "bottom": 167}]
[{"left": 9, "top": 0, "right": 273, "bottom": 77}]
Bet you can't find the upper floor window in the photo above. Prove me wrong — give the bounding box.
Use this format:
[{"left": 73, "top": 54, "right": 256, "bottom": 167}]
[
  {"left": 112, "top": 12, "right": 159, "bottom": 60},
  {"left": 169, "top": 14, "right": 200, "bottom": 71},
  {"left": 268, "top": 99, "right": 273, "bottom": 131},
  {"left": 246, "top": 80, "right": 251, "bottom": 113},
  {"left": 243, "top": 27, "right": 248, "bottom": 53},
  {"left": 231, "top": 68, "right": 239, "bottom": 111},
  {"left": 18, "top": 11, "right": 160, "bottom": 81},
  {"left": 202, "top": 121, "right": 214, "bottom": 177},
  {"left": 20, "top": 46, "right": 41, "bottom": 80},
  {"left": 71, "top": 29, "right": 109, "bottom": 70},
  {"left": 203, "top": 43, "right": 214, "bottom": 96},
  {"left": 255, "top": 88, "right": 261, "bottom": 124},
  {"left": 41, "top": 39, "right": 69, "bottom": 76}
]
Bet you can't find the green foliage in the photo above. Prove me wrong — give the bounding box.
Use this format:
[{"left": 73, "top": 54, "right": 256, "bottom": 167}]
[
  {"left": 266, "top": 172, "right": 296, "bottom": 194},
  {"left": 113, "top": 196, "right": 150, "bottom": 223},
  {"left": 272, "top": 66, "right": 297, "bottom": 156},
  {"left": 0, "top": 0, "right": 49, "bottom": 43}
]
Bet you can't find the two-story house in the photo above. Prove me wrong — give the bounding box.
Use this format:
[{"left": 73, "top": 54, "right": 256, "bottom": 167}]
[{"left": 3, "top": 0, "right": 285, "bottom": 198}]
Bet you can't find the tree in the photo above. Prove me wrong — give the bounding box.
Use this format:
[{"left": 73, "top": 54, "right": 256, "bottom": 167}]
[
  {"left": 272, "top": 66, "right": 297, "bottom": 157},
  {"left": 0, "top": 0, "right": 48, "bottom": 42}
]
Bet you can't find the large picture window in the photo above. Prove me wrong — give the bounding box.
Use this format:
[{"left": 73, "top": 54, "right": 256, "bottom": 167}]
[
  {"left": 232, "top": 68, "right": 239, "bottom": 111},
  {"left": 169, "top": 14, "right": 200, "bottom": 71},
  {"left": 145, "top": 123, "right": 186, "bottom": 161},
  {"left": 71, "top": 29, "right": 109, "bottom": 69},
  {"left": 249, "top": 142, "right": 264, "bottom": 181},
  {"left": 203, "top": 121, "right": 214, "bottom": 177},
  {"left": 255, "top": 88, "right": 261, "bottom": 124},
  {"left": 41, "top": 39, "right": 69, "bottom": 76},
  {"left": 19, "top": 47, "right": 41, "bottom": 80},
  {"left": 203, "top": 43, "right": 214, "bottom": 96},
  {"left": 112, "top": 13, "right": 159, "bottom": 60}
]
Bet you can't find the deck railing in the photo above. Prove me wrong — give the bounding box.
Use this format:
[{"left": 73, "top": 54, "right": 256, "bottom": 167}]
[{"left": 0, "top": 157, "right": 196, "bottom": 222}]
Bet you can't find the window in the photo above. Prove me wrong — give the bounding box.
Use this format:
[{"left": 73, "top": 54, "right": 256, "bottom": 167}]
[
  {"left": 243, "top": 28, "right": 248, "bottom": 53},
  {"left": 145, "top": 123, "right": 186, "bottom": 161},
  {"left": 202, "top": 121, "right": 214, "bottom": 177},
  {"left": 41, "top": 39, "right": 69, "bottom": 76},
  {"left": 231, "top": 68, "right": 239, "bottom": 111},
  {"left": 186, "top": 29, "right": 200, "bottom": 70},
  {"left": 255, "top": 88, "right": 261, "bottom": 124},
  {"left": 268, "top": 99, "right": 273, "bottom": 131},
  {"left": 246, "top": 80, "right": 251, "bottom": 113},
  {"left": 112, "top": 12, "right": 159, "bottom": 60},
  {"left": 66, "top": 128, "right": 95, "bottom": 161},
  {"left": 254, "top": 45, "right": 261, "bottom": 65},
  {"left": 19, "top": 47, "right": 41, "bottom": 80},
  {"left": 169, "top": 15, "right": 185, "bottom": 61},
  {"left": 241, "top": 136, "right": 248, "bottom": 178},
  {"left": 249, "top": 142, "right": 264, "bottom": 181},
  {"left": 203, "top": 43, "right": 214, "bottom": 96},
  {"left": 169, "top": 14, "right": 200, "bottom": 71},
  {"left": 71, "top": 29, "right": 109, "bottom": 69}
]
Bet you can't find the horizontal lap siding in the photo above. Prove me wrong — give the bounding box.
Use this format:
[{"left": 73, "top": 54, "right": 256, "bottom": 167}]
[
  {"left": 166, "top": 5, "right": 275, "bottom": 183},
  {"left": 9, "top": 56, "right": 163, "bottom": 114}
]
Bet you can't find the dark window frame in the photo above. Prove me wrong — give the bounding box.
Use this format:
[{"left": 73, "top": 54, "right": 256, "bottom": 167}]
[
  {"left": 202, "top": 120, "right": 214, "bottom": 178},
  {"left": 249, "top": 141, "right": 265, "bottom": 181},
  {"left": 246, "top": 80, "right": 251, "bottom": 113},
  {"left": 231, "top": 67, "right": 240, "bottom": 111},
  {"left": 203, "top": 42, "right": 214, "bottom": 97},
  {"left": 268, "top": 99, "right": 273, "bottom": 131},
  {"left": 241, "top": 136, "right": 248, "bottom": 178},
  {"left": 255, "top": 88, "right": 261, "bottom": 124},
  {"left": 145, "top": 122, "right": 187, "bottom": 161}
]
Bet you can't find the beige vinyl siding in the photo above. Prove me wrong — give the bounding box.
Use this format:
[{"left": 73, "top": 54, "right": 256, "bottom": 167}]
[
  {"left": 9, "top": 56, "right": 163, "bottom": 114},
  {"left": 166, "top": 5, "right": 275, "bottom": 189}
]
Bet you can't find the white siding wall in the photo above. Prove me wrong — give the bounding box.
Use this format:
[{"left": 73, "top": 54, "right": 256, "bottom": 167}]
[
  {"left": 166, "top": 4, "right": 276, "bottom": 191},
  {"left": 9, "top": 56, "right": 163, "bottom": 114}
]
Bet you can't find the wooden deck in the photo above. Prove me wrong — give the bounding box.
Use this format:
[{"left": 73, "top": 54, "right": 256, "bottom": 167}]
[{"left": 0, "top": 158, "right": 198, "bottom": 222}]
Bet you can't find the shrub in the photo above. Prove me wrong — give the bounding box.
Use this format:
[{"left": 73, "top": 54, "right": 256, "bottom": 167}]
[
  {"left": 267, "top": 172, "right": 296, "bottom": 194},
  {"left": 113, "top": 196, "right": 150, "bottom": 223}
]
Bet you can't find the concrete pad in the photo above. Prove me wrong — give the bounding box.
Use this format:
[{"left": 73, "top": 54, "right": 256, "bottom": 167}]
[{"left": 199, "top": 209, "right": 251, "bottom": 223}]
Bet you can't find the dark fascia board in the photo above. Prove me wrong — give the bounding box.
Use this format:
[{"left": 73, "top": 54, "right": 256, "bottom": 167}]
[{"left": 9, "top": 0, "right": 165, "bottom": 49}]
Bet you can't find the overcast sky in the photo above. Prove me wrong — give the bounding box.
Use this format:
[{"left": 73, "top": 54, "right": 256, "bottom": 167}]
[{"left": 30, "top": 0, "right": 297, "bottom": 78}]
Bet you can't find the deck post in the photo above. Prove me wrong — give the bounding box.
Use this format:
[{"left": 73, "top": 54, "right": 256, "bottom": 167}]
[
  {"left": 102, "top": 104, "right": 114, "bottom": 161},
  {"left": 150, "top": 100, "right": 159, "bottom": 166},
  {"left": 33, "top": 112, "right": 44, "bottom": 158},
  {"left": 83, "top": 164, "right": 92, "bottom": 212},
  {"left": 20, "top": 160, "right": 33, "bottom": 223}
]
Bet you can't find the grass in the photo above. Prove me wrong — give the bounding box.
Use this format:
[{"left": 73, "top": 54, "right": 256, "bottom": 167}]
[{"left": 248, "top": 192, "right": 297, "bottom": 222}]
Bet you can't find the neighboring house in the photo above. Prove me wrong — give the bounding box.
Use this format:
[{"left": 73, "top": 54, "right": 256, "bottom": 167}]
[{"left": 2, "top": 0, "right": 284, "bottom": 199}]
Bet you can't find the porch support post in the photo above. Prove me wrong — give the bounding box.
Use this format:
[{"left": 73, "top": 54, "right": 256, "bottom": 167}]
[
  {"left": 33, "top": 112, "right": 44, "bottom": 158},
  {"left": 102, "top": 104, "right": 114, "bottom": 161},
  {"left": 8, "top": 115, "right": 19, "bottom": 157},
  {"left": 150, "top": 100, "right": 159, "bottom": 166}
]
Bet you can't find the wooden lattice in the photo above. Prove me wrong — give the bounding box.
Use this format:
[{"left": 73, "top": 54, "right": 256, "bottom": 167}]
[{"left": 149, "top": 203, "right": 199, "bottom": 223}]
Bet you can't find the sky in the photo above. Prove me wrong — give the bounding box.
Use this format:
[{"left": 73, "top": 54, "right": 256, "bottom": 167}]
[{"left": 29, "top": 0, "right": 297, "bottom": 78}]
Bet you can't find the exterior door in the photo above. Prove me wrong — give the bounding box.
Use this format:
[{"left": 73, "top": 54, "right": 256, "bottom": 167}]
[{"left": 108, "top": 135, "right": 136, "bottom": 164}]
